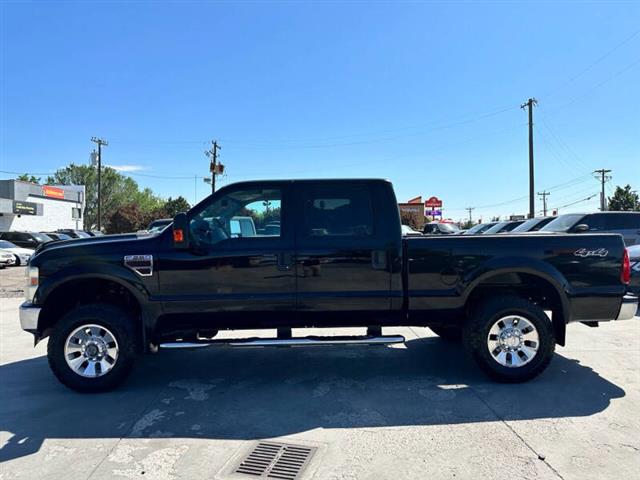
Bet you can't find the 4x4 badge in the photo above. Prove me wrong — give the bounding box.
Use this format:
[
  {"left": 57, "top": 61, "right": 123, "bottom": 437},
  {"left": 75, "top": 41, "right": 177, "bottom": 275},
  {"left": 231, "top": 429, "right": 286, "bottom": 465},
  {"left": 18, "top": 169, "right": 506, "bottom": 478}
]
[{"left": 574, "top": 248, "right": 608, "bottom": 258}]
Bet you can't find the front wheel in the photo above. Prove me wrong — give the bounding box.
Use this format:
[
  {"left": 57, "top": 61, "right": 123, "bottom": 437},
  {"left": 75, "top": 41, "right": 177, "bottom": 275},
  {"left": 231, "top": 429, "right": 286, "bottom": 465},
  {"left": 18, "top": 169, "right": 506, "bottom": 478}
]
[
  {"left": 47, "top": 303, "right": 137, "bottom": 392},
  {"left": 13, "top": 255, "right": 21, "bottom": 266},
  {"left": 463, "top": 296, "right": 555, "bottom": 383}
]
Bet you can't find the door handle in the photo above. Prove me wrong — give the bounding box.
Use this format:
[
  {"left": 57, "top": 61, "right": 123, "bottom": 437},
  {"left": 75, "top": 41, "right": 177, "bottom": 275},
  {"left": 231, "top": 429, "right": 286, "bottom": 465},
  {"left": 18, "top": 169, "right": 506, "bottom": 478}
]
[
  {"left": 371, "top": 250, "right": 387, "bottom": 270},
  {"left": 277, "top": 253, "right": 293, "bottom": 271}
]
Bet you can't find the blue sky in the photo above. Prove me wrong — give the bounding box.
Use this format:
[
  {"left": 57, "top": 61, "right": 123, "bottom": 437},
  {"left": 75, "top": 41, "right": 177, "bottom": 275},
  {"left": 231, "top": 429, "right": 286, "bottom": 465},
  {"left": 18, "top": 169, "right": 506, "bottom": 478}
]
[{"left": 1, "top": 1, "right": 639, "bottom": 221}]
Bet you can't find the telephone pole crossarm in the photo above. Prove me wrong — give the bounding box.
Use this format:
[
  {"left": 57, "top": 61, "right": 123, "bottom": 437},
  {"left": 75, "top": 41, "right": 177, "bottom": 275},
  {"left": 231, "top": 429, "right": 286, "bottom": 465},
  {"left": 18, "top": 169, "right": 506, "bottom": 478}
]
[
  {"left": 537, "top": 190, "right": 550, "bottom": 217},
  {"left": 593, "top": 169, "right": 612, "bottom": 211}
]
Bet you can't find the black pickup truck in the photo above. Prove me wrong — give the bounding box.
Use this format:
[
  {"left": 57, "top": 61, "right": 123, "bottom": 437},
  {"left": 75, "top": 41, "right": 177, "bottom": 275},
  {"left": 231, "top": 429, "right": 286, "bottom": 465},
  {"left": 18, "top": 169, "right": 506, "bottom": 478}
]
[{"left": 20, "top": 179, "right": 637, "bottom": 392}]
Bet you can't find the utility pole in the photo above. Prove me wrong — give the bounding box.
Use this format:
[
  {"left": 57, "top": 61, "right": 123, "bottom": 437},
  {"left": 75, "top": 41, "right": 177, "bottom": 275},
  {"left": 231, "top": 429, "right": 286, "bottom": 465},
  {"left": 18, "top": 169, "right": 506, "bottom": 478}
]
[
  {"left": 204, "top": 140, "right": 222, "bottom": 193},
  {"left": 521, "top": 98, "right": 537, "bottom": 219},
  {"left": 593, "top": 169, "right": 612, "bottom": 211},
  {"left": 465, "top": 207, "right": 475, "bottom": 224},
  {"left": 90, "top": 137, "right": 108, "bottom": 231},
  {"left": 537, "top": 191, "right": 550, "bottom": 216}
]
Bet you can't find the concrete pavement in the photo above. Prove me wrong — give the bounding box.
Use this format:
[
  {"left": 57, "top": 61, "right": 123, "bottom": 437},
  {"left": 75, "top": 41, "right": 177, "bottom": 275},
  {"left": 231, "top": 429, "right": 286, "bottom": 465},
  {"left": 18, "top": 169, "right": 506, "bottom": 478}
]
[{"left": 0, "top": 296, "right": 638, "bottom": 480}]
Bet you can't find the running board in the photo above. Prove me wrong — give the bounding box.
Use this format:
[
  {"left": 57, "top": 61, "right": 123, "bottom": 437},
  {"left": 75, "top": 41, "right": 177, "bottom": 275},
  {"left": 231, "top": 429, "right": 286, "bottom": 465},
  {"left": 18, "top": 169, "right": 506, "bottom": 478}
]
[{"left": 159, "top": 335, "right": 405, "bottom": 349}]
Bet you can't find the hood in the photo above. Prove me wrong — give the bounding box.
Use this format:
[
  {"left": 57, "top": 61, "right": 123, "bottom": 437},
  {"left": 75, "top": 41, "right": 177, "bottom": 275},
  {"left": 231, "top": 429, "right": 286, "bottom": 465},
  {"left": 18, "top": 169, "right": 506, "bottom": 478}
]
[{"left": 32, "top": 231, "right": 163, "bottom": 265}]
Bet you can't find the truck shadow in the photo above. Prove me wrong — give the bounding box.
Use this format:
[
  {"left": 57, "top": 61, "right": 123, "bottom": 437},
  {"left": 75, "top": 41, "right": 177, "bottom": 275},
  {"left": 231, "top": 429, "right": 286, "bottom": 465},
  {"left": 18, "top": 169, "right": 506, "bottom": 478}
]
[{"left": 0, "top": 336, "right": 625, "bottom": 462}]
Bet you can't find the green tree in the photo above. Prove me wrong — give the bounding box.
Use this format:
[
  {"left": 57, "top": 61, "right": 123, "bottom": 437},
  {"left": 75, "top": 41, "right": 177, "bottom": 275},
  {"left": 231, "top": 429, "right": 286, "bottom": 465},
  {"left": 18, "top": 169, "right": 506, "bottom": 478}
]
[
  {"left": 608, "top": 184, "right": 639, "bottom": 211},
  {"left": 46, "top": 163, "right": 164, "bottom": 230},
  {"left": 16, "top": 174, "right": 41, "bottom": 183},
  {"left": 163, "top": 196, "right": 191, "bottom": 217}
]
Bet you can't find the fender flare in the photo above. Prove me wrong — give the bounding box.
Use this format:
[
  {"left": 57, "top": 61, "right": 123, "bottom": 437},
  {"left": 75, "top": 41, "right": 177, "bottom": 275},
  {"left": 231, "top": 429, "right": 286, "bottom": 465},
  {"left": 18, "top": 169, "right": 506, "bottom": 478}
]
[
  {"left": 460, "top": 257, "right": 571, "bottom": 345},
  {"left": 36, "top": 264, "right": 156, "bottom": 349}
]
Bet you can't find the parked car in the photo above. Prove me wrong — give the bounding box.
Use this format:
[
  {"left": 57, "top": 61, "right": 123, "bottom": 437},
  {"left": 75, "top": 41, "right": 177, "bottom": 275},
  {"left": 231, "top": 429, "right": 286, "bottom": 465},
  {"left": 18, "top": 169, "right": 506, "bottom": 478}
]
[
  {"left": 56, "top": 229, "right": 91, "bottom": 239},
  {"left": 540, "top": 212, "right": 640, "bottom": 245},
  {"left": 0, "top": 231, "right": 52, "bottom": 249},
  {"left": 85, "top": 231, "right": 104, "bottom": 237},
  {"left": 462, "top": 222, "right": 498, "bottom": 235},
  {"left": 42, "top": 232, "right": 73, "bottom": 241},
  {"left": 510, "top": 217, "right": 556, "bottom": 233},
  {"left": 482, "top": 220, "right": 526, "bottom": 234},
  {"left": 20, "top": 178, "right": 636, "bottom": 392},
  {"left": 423, "top": 223, "right": 459, "bottom": 235},
  {"left": 401, "top": 224, "right": 422, "bottom": 236},
  {"left": 147, "top": 219, "right": 173, "bottom": 233},
  {"left": 0, "top": 250, "right": 15, "bottom": 268},
  {"left": 229, "top": 216, "right": 257, "bottom": 238},
  {"left": 0, "top": 240, "right": 34, "bottom": 266}
]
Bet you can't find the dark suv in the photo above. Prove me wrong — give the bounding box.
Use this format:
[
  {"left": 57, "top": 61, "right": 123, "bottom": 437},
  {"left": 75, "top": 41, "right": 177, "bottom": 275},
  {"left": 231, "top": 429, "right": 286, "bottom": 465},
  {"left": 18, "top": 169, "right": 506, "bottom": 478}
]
[
  {"left": 0, "top": 231, "right": 53, "bottom": 249},
  {"left": 541, "top": 212, "right": 640, "bottom": 245}
]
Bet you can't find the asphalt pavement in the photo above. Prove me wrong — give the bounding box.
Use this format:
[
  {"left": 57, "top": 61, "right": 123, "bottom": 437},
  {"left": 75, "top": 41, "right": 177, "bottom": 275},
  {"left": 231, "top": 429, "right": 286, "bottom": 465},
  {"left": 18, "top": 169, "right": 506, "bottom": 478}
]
[{"left": 0, "top": 294, "right": 638, "bottom": 480}]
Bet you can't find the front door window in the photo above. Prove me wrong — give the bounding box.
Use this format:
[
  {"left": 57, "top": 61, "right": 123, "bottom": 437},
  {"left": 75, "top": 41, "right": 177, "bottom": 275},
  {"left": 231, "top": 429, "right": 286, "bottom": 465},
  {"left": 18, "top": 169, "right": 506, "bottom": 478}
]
[{"left": 189, "top": 188, "right": 282, "bottom": 247}]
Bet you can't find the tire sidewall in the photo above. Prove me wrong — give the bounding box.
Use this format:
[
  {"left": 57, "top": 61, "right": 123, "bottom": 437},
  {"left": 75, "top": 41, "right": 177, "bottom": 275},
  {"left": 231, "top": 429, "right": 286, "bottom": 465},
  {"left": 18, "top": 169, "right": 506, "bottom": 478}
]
[
  {"left": 48, "top": 304, "right": 136, "bottom": 392},
  {"left": 464, "top": 298, "right": 555, "bottom": 382}
]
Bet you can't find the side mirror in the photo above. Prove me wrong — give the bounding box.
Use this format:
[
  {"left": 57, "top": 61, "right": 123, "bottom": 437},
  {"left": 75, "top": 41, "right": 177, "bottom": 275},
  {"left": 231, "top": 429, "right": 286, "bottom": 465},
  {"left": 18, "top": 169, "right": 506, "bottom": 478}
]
[
  {"left": 172, "top": 213, "right": 189, "bottom": 249},
  {"left": 574, "top": 224, "right": 589, "bottom": 233}
]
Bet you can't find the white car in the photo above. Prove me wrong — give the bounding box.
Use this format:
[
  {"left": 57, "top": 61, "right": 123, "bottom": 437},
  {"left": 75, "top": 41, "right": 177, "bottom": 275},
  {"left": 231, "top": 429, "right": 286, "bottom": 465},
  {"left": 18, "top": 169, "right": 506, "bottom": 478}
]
[
  {"left": 0, "top": 250, "right": 14, "bottom": 268},
  {"left": 0, "top": 240, "right": 34, "bottom": 266}
]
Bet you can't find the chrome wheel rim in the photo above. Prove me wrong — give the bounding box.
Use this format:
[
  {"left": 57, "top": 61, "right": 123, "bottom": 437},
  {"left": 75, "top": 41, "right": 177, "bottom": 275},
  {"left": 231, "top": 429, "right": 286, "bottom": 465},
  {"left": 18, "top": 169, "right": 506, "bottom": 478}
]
[
  {"left": 487, "top": 315, "right": 539, "bottom": 368},
  {"left": 64, "top": 324, "right": 119, "bottom": 378}
]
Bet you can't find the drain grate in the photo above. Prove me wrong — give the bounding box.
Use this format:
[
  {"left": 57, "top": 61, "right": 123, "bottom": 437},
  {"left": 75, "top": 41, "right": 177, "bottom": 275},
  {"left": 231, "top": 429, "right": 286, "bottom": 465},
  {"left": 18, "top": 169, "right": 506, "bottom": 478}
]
[{"left": 234, "top": 441, "right": 317, "bottom": 479}]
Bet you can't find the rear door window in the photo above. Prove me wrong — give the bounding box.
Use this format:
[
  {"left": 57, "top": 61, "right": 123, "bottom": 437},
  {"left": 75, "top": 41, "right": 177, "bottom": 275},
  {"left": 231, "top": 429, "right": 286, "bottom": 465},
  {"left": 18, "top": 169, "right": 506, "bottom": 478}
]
[{"left": 302, "top": 185, "right": 374, "bottom": 237}]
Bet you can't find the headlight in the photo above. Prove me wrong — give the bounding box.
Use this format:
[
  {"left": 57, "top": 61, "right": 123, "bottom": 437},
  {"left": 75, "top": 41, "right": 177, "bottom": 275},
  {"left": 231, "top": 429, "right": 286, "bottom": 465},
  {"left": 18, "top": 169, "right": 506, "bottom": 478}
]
[{"left": 25, "top": 266, "right": 39, "bottom": 302}]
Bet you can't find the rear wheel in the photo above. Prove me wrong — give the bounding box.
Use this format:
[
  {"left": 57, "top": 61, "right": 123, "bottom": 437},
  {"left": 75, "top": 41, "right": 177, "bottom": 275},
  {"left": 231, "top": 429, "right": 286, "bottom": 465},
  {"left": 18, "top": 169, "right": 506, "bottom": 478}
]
[
  {"left": 47, "top": 303, "right": 137, "bottom": 392},
  {"left": 463, "top": 296, "right": 555, "bottom": 383},
  {"left": 13, "top": 255, "right": 21, "bottom": 266},
  {"left": 429, "top": 325, "right": 462, "bottom": 342}
]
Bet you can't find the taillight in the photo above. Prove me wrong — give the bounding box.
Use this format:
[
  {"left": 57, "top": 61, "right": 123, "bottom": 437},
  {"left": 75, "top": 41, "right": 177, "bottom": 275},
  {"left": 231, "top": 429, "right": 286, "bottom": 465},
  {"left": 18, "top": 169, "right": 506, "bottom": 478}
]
[{"left": 621, "top": 248, "right": 630, "bottom": 284}]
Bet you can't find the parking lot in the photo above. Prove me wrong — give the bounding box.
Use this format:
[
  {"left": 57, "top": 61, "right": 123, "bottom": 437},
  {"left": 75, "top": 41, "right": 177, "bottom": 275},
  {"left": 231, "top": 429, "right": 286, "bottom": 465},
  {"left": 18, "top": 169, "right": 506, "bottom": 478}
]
[{"left": 0, "top": 267, "right": 638, "bottom": 480}]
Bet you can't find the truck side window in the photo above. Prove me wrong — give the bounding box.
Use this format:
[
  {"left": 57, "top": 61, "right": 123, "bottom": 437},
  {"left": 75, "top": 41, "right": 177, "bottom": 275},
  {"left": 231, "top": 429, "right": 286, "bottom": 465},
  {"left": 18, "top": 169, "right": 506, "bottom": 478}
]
[
  {"left": 303, "top": 186, "right": 373, "bottom": 237},
  {"left": 189, "top": 188, "right": 282, "bottom": 246}
]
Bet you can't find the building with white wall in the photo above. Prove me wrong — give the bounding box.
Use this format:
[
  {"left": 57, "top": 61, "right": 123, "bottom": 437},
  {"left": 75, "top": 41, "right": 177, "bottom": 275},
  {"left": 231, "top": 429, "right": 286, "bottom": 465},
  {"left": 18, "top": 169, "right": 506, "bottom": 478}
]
[{"left": 0, "top": 180, "right": 85, "bottom": 231}]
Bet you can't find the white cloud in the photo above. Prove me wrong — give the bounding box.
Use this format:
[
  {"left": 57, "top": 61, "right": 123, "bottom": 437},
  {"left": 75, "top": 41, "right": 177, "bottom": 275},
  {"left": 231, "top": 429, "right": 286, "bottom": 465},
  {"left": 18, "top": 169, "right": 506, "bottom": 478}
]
[{"left": 107, "top": 164, "right": 146, "bottom": 172}]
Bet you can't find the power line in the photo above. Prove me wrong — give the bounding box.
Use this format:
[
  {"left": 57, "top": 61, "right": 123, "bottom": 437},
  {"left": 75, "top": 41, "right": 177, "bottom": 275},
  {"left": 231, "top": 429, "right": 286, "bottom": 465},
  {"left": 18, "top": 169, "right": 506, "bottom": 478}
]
[{"left": 542, "top": 28, "right": 640, "bottom": 100}]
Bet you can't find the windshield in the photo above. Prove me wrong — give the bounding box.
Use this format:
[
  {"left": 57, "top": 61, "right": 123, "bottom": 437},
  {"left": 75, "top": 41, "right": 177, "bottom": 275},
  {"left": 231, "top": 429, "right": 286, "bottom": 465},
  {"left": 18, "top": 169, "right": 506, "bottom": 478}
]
[
  {"left": 31, "top": 232, "right": 52, "bottom": 242},
  {"left": 483, "top": 222, "right": 509, "bottom": 234},
  {"left": 541, "top": 214, "right": 585, "bottom": 232},
  {"left": 0, "top": 240, "right": 17, "bottom": 248},
  {"left": 465, "top": 223, "right": 490, "bottom": 234},
  {"left": 439, "top": 223, "right": 458, "bottom": 233},
  {"left": 511, "top": 217, "right": 554, "bottom": 232}
]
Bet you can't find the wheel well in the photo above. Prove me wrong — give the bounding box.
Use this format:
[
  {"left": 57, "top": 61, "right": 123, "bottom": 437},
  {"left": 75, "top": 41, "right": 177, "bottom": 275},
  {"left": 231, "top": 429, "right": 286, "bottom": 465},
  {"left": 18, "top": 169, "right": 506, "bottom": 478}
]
[
  {"left": 465, "top": 272, "right": 567, "bottom": 345},
  {"left": 39, "top": 278, "right": 142, "bottom": 346}
]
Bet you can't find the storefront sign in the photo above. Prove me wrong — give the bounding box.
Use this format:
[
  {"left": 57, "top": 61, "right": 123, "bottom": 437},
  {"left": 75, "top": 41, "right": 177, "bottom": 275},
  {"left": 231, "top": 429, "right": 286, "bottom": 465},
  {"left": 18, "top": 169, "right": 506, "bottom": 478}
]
[
  {"left": 425, "top": 196, "right": 443, "bottom": 208},
  {"left": 427, "top": 209, "right": 442, "bottom": 217},
  {"left": 43, "top": 186, "right": 65, "bottom": 199},
  {"left": 13, "top": 200, "right": 38, "bottom": 215}
]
